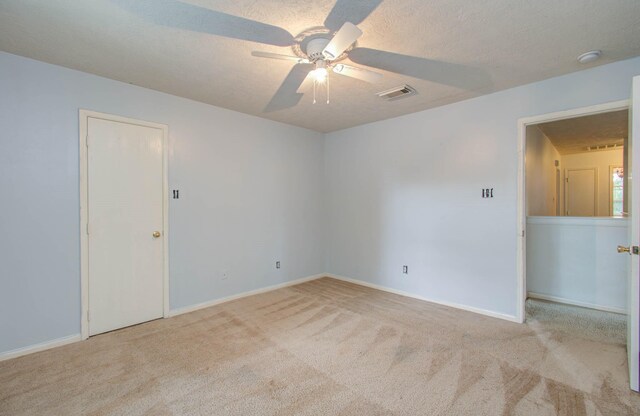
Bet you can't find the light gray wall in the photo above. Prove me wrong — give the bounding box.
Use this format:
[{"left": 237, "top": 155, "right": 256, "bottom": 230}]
[
  {"left": 0, "top": 52, "right": 325, "bottom": 354},
  {"left": 526, "top": 126, "right": 561, "bottom": 216},
  {"left": 2, "top": 50, "right": 640, "bottom": 355},
  {"left": 526, "top": 217, "right": 627, "bottom": 313},
  {"left": 324, "top": 57, "right": 640, "bottom": 319}
]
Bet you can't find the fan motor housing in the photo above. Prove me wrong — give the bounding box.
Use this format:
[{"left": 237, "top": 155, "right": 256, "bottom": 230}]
[{"left": 305, "top": 37, "right": 331, "bottom": 61}]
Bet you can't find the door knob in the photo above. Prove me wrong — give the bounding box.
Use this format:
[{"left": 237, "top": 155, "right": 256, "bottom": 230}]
[
  {"left": 153, "top": 231, "right": 161, "bottom": 238},
  {"left": 618, "top": 245, "right": 639, "bottom": 254},
  {"left": 618, "top": 245, "right": 631, "bottom": 253}
]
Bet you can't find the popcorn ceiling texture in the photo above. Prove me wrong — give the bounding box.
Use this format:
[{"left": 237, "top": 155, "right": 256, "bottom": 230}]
[
  {"left": 0, "top": 0, "right": 639, "bottom": 132},
  {"left": 1, "top": 278, "right": 639, "bottom": 415},
  {"left": 537, "top": 110, "right": 628, "bottom": 155}
]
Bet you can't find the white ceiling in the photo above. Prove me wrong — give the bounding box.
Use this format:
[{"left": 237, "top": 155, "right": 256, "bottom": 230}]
[
  {"left": 537, "top": 110, "right": 628, "bottom": 155},
  {"left": 1, "top": 0, "right": 639, "bottom": 132}
]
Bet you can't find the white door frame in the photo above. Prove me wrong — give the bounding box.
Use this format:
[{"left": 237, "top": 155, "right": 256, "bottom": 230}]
[
  {"left": 79, "top": 110, "right": 169, "bottom": 340},
  {"left": 516, "top": 99, "right": 629, "bottom": 323}
]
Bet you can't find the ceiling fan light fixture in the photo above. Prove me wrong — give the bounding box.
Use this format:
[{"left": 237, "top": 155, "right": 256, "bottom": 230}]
[
  {"left": 313, "top": 68, "right": 328, "bottom": 82},
  {"left": 312, "top": 60, "right": 328, "bottom": 83}
]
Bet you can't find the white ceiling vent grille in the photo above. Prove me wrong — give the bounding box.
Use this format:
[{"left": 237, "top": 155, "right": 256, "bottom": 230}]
[{"left": 376, "top": 85, "right": 417, "bottom": 101}]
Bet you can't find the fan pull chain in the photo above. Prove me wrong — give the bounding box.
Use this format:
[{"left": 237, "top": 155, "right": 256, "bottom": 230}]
[
  {"left": 313, "top": 79, "right": 317, "bottom": 104},
  {"left": 326, "top": 73, "right": 330, "bottom": 104}
]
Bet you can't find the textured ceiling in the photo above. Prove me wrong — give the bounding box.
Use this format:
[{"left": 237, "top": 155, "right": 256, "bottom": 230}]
[
  {"left": 537, "top": 110, "right": 628, "bottom": 155},
  {"left": 1, "top": 0, "right": 640, "bottom": 132}
]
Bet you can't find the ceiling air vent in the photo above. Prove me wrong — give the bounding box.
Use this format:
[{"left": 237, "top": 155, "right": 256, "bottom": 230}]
[{"left": 376, "top": 85, "right": 417, "bottom": 101}]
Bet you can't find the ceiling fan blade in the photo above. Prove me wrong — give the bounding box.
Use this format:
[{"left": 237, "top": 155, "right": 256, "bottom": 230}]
[
  {"left": 252, "top": 51, "right": 309, "bottom": 64},
  {"left": 332, "top": 64, "right": 382, "bottom": 84},
  {"left": 348, "top": 48, "right": 492, "bottom": 90},
  {"left": 264, "top": 64, "right": 314, "bottom": 113},
  {"left": 324, "top": 0, "right": 383, "bottom": 32},
  {"left": 111, "top": 0, "right": 294, "bottom": 47},
  {"left": 322, "top": 22, "right": 363, "bottom": 60}
]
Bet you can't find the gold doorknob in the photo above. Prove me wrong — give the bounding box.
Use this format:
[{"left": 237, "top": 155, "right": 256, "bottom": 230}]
[
  {"left": 617, "top": 245, "right": 630, "bottom": 253},
  {"left": 153, "top": 231, "right": 161, "bottom": 238}
]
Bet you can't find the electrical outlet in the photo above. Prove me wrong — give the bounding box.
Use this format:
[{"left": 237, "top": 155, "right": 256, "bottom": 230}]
[
  {"left": 276, "top": 261, "right": 281, "bottom": 269},
  {"left": 402, "top": 265, "right": 408, "bottom": 274}
]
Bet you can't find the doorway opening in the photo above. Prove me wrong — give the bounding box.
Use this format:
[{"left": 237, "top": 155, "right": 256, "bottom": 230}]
[
  {"left": 517, "top": 100, "right": 629, "bottom": 316},
  {"left": 517, "top": 100, "right": 630, "bottom": 323},
  {"left": 524, "top": 106, "right": 628, "bottom": 314},
  {"left": 521, "top": 104, "right": 629, "bottom": 318}
]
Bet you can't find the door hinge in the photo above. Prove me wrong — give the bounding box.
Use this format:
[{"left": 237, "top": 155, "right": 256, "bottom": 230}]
[
  {"left": 521, "top": 230, "right": 525, "bottom": 237},
  {"left": 86, "top": 223, "right": 89, "bottom": 235},
  {"left": 87, "top": 311, "right": 90, "bottom": 322},
  {"left": 86, "top": 135, "right": 89, "bottom": 148}
]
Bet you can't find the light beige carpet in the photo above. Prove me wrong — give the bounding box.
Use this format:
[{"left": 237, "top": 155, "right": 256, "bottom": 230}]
[
  {"left": 1, "top": 277, "right": 639, "bottom": 415},
  {"left": 525, "top": 298, "right": 627, "bottom": 345}
]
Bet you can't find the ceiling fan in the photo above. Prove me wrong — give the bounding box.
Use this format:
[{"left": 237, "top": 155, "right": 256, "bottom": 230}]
[
  {"left": 113, "top": 0, "right": 490, "bottom": 112},
  {"left": 251, "top": 21, "right": 383, "bottom": 105}
]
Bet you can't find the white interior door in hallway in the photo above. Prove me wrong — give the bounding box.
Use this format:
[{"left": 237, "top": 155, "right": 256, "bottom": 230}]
[
  {"left": 565, "top": 168, "right": 597, "bottom": 216},
  {"left": 86, "top": 115, "right": 166, "bottom": 336}
]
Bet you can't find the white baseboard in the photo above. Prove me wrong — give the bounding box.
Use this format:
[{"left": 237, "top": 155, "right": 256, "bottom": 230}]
[
  {"left": 326, "top": 273, "right": 521, "bottom": 323},
  {"left": 0, "top": 334, "right": 82, "bottom": 362},
  {"left": 168, "top": 273, "right": 326, "bottom": 317},
  {"left": 527, "top": 292, "right": 626, "bottom": 315}
]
